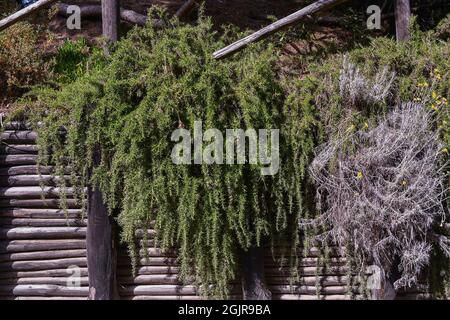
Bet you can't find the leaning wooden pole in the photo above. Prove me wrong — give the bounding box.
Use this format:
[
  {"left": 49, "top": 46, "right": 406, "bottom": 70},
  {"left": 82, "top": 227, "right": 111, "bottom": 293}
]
[
  {"left": 395, "top": 0, "right": 411, "bottom": 41},
  {"left": 86, "top": 0, "right": 120, "bottom": 300},
  {"left": 213, "top": 0, "right": 347, "bottom": 59},
  {"left": 0, "top": 0, "right": 57, "bottom": 32}
]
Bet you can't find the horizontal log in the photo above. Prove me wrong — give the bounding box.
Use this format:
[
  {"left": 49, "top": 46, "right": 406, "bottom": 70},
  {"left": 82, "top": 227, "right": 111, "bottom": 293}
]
[
  {"left": 0, "top": 155, "right": 38, "bottom": 166},
  {"left": 270, "top": 285, "right": 352, "bottom": 295},
  {"left": 0, "top": 218, "right": 86, "bottom": 227},
  {"left": 0, "top": 208, "right": 83, "bottom": 218},
  {"left": 0, "top": 249, "right": 87, "bottom": 262},
  {"left": 117, "top": 266, "right": 180, "bottom": 276},
  {"left": 119, "top": 248, "right": 176, "bottom": 258},
  {"left": 396, "top": 293, "right": 431, "bottom": 300},
  {"left": 0, "top": 277, "right": 89, "bottom": 286},
  {"left": 118, "top": 256, "right": 178, "bottom": 267},
  {"left": 0, "top": 175, "right": 71, "bottom": 187},
  {"left": 265, "top": 266, "right": 350, "bottom": 276},
  {"left": 57, "top": 3, "right": 163, "bottom": 27},
  {"left": 0, "top": 145, "right": 38, "bottom": 155},
  {"left": 1, "top": 122, "right": 33, "bottom": 130},
  {"left": 0, "top": 165, "right": 55, "bottom": 176},
  {"left": 122, "top": 295, "right": 204, "bottom": 300},
  {"left": 0, "top": 198, "right": 80, "bottom": 208},
  {"left": 274, "top": 294, "right": 359, "bottom": 300},
  {"left": 0, "top": 186, "right": 78, "bottom": 199},
  {"left": 119, "top": 275, "right": 180, "bottom": 285},
  {"left": 0, "top": 284, "right": 89, "bottom": 296},
  {"left": 0, "top": 268, "right": 88, "bottom": 279},
  {"left": 265, "top": 257, "right": 347, "bottom": 267},
  {"left": 0, "top": 227, "right": 87, "bottom": 240},
  {"left": 135, "top": 229, "right": 157, "bottom": 238},
  {"left": 266, "top": 276, "right": 351, "bottom": 287},
  {"left": 0, "top": 131, "right": 37, "bottom": 144},
  {"left": 13, "top": 296, "right": 88, "bottom": 300},
  {"left": 119, "top": 285, "right": 199, "bottom": 296},
  {"left": 0, "top": 257, "right": 87, "bottom": 271}
]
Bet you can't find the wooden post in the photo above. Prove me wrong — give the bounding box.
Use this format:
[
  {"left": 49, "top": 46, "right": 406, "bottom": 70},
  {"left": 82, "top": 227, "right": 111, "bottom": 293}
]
[
  {"left": 102, "top": 0, "right": 120, "bottom": 42},
  {"left": 395, "top": 0, "right": 411, "bottom": 41},
  {"left": 87, "top": 148, "right": 118, "bottom": 300},
  {"left": 86, "top": 0, "right": 120, "bottom": 300},
  {"left": 241, "top": 246, "right": 272, "bottom": 300}
]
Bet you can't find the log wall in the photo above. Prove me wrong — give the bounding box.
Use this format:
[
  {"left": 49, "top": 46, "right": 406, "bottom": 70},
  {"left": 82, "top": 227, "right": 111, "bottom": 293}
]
[
  {"left": 0, "top": 125, "right": 430, "bottom": 300},
  {"left": 0, "top": 124, "right": 88, "bottom": 300}
]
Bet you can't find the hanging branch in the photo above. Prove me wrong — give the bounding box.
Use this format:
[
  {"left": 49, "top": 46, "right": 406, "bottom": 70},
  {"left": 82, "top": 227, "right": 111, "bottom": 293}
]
[{"left": 213, "top": 0, "right": 348, "bottom": 60}]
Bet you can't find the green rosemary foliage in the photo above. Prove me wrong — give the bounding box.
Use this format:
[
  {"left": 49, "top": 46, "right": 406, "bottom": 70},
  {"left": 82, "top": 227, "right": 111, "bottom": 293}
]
[{"left": 18, "top": 13, "right": 319, "bottom": 297}]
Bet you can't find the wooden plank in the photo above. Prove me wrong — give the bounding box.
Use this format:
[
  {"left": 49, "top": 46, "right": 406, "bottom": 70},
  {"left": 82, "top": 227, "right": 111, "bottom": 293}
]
[
  {"left": 0, "top": 0, "right": 58, "bottom": 32},
  {"left": 213, "top": 0, "right": 347, "bottom": 59}
]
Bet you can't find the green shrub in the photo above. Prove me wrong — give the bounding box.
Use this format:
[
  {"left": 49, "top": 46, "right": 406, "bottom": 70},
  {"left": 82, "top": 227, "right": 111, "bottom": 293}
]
[
  {"left": 54, "top": 38, "right": 104, "bottom": 84},
  {"left": 20, "top": 12, "right": 318, "bottom": 297},
  {"left": 0, "top": 22, "right": 52, "bottom": 97}
]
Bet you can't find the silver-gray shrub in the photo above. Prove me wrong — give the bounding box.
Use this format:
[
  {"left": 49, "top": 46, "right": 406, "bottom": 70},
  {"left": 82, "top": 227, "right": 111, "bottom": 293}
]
[
  {"left": 306, "top": 102, "right": 449, "bottom": 289},
  {"left": 339, "top": 55, "right": 396, "bottom": 108}
]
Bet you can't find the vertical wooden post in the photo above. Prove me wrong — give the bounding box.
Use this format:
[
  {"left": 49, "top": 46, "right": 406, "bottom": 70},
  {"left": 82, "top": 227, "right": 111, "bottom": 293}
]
[
  {"left": 395, "top": 0, "right": 411, "bottom": 41},
  {"left": 87, "top": 0, "right": 120, "bottom": 300},
  {"left": 241, "top": 246, "right": 272, "bottom": 300},
  {"left": 87, "top": 149, "right": 118, "bottom": 300},
  {"left": 102, "top": 0, "right": 120, "bottom": 42}
]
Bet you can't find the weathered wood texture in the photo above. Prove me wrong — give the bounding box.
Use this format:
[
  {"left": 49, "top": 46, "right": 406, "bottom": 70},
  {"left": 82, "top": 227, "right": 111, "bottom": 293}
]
[
  {"left": 395, "top": 0, "right": 411, "bottom": 41},
  {"left": 0, "top": 127, "right": 88, "bottom": 299}
]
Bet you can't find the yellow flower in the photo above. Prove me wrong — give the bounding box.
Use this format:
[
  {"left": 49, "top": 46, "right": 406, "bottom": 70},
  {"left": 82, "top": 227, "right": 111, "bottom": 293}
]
[
  {"left": 442, "top": 148, "right": 449, "bottom": 154},
  {"left": 431, "top": 104, "right": 437, "bottom": 110},
  {"left": 432, "top": 91, "right": 438, "bottom": 99},
  {"left": 357, "top": 171, "right": 363, "bottom": 180},
  {"left": 402, "top": 180, "right": 407, "bottom": 186},
  {"left": 434, "top": 68, "right": 440, "bottom": 74},
  {"left": 364, "top": 122, "right": 369, "bottom": 129},
  {"left": 436, "top": 74, "right": 442, "bottom": 81}
]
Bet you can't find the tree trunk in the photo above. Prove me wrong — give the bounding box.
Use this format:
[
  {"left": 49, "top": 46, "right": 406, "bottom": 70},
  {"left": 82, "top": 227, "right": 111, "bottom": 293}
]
[
  {"left": 241, "top": 246, "right": 272, "bottom": 300},
  {"left": 395, "top": 0, "right": 411, "bottom": 41}
]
